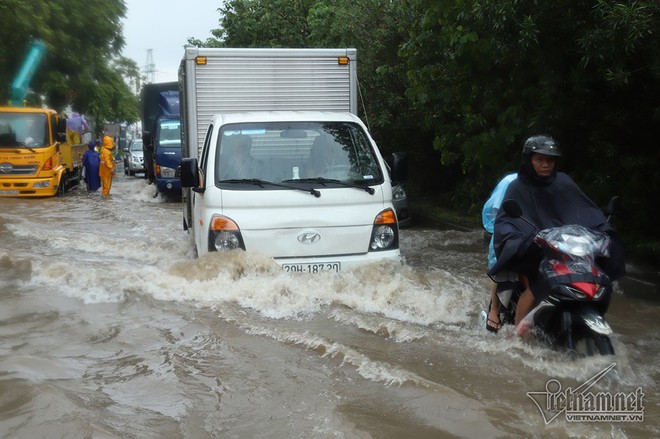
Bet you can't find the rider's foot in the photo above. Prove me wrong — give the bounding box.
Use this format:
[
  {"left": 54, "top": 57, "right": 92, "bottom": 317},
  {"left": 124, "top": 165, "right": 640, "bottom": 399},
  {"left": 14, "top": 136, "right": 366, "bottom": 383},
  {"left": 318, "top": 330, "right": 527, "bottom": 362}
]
[{"left": 486, "top": 300, "right": 502, "bottom": 333}]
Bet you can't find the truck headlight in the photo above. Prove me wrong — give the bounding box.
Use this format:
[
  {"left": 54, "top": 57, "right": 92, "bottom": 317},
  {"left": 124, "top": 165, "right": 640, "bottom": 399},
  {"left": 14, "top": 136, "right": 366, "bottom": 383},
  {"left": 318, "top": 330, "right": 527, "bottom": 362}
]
[
  {"left": 213, "top": 231, "right": 242, "bottom": 250},
  {"left": 33, "top": 181, "right": 51, "bottom": 188},
  {"left": 208, "top": 215, "right": 245, "bottom": 252},
  {"left": 371, "top": 225, "right": 395, "bottom": 249},
  {"left": 369, "top": 208, "right": 398, "bottom": 251},
  {"left": 160, "top": 166, "right": 176, "bottom": 178}
]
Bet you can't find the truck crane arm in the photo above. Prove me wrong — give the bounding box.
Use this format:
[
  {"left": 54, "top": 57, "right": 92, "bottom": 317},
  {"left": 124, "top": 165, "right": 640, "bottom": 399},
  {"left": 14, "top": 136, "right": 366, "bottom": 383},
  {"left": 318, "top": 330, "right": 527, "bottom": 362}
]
[{"left": 10, "top": 40, "right": 47, "bottom": 107}]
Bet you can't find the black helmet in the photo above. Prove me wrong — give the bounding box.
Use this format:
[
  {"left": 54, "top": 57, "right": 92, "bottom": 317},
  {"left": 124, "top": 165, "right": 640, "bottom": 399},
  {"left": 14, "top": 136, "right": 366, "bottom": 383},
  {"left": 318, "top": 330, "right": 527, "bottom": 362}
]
[{"left": 522, "top": 135, "right": 562, "bottom": 157}]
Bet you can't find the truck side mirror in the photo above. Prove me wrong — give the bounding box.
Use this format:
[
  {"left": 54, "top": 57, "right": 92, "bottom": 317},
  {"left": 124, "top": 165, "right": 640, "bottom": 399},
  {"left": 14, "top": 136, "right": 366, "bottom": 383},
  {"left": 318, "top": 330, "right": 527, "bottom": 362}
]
[
  {"left": 390, "top": 152, "right": 408, "bottom": 183},
  {"left": 57, "top": 117, "right": 67, "bottom": 141},
  {"left": 180, "top": 157, "right": 200, "bottom": 188}
]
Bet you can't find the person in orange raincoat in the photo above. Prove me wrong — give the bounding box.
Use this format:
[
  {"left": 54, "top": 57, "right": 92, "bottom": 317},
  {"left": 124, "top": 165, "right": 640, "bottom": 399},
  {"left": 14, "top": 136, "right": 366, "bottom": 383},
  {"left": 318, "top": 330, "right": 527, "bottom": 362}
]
[{"left": 99, "top": 135, "right": 116, "bottom": 195}]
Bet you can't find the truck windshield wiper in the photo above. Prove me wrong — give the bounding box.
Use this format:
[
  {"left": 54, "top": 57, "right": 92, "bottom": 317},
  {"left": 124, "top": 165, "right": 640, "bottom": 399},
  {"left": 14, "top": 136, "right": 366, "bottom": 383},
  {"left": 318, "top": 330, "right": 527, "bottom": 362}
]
[
  {"left": 0, "top": 145, "right": 37, "bottom": 153},
  {"left": 219, "top": 178, "right": 321, "bottom": 198},
  {"left": 285, "top": 177, "right": 376, "bottom": 195}
]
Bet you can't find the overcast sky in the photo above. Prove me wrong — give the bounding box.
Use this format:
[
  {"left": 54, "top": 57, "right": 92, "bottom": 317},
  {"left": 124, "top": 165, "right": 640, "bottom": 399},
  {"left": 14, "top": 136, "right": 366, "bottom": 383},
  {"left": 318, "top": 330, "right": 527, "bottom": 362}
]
[{"left": 121, "top": 0, "right": 222, "bottom": 83}]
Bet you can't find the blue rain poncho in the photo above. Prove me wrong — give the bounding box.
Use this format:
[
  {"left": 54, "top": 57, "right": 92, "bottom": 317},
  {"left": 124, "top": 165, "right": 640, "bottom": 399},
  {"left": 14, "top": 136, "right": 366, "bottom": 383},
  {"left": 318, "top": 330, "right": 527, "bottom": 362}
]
[
  {"left": 482, "top": 173, "right": 517, "bottom": 268},
  {"left": 82, "top": 141, "right": 101, "bottom": 191}
]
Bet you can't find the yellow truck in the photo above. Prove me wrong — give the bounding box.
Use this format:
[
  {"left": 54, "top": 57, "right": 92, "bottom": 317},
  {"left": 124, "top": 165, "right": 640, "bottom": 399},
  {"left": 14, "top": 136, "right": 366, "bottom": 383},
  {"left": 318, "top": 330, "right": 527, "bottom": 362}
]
[{"left": 0, "top": 106, "right": 84, "bottom": 197}]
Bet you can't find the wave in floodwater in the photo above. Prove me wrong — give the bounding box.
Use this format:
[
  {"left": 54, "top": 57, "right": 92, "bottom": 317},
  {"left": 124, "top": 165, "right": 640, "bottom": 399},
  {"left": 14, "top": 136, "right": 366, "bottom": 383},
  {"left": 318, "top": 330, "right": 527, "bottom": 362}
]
[
  {"left": 2, "top": 223, "right": 656, "bottom": 388},
  {"left": 1, "top": 176, "right": 658, "bottom": 439}
]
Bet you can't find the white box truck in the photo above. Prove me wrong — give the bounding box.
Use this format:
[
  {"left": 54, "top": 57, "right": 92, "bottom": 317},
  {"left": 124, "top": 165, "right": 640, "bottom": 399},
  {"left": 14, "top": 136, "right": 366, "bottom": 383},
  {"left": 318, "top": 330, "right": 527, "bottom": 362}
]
[{"left": 179, "top": 48, "right": 407, "bottom": 272}]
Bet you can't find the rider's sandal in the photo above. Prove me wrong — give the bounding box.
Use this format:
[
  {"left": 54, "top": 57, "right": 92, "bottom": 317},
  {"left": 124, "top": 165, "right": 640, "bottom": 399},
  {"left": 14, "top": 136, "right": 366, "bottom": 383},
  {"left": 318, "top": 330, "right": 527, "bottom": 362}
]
[
  {"left": 486, "top": 318, "right": 502, "bottom": 333},
  {"left": 486, "top": 300, "right": 502, "bottom": 333}
]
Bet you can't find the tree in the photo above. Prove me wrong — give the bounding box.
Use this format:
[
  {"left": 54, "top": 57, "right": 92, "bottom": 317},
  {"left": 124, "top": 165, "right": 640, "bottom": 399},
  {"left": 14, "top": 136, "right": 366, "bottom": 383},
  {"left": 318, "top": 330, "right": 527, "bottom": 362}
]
[
  {"left": 0, "top": 0, "right": 138, "bottom": 124},
  {"left": 212, "top": 0, "right": 316, "bottom": 47}
]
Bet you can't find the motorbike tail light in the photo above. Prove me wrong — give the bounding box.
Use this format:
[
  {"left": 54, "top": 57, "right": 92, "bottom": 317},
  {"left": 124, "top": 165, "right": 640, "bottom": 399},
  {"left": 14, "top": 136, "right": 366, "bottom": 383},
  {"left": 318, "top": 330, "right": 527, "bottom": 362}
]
[{"left": 570, "top": 281, "right": 598, "bottom": 299}]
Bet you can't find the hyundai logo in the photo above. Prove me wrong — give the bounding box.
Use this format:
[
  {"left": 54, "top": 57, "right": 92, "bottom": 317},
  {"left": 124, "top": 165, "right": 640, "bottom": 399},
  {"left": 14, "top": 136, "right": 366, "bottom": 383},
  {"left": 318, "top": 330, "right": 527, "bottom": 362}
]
[
  {"left": 297, "top": 232, "right": 321, "bottom": 244},
  {"left": 0, "top": 162, "right": 13, "bottom": 174}
]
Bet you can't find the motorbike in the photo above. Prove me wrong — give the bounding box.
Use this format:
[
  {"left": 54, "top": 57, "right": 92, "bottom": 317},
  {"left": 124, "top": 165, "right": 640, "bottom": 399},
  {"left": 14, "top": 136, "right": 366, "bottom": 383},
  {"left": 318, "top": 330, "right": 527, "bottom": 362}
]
[{"left": 489, "top": 197, "right": 622, "bottom": 357}]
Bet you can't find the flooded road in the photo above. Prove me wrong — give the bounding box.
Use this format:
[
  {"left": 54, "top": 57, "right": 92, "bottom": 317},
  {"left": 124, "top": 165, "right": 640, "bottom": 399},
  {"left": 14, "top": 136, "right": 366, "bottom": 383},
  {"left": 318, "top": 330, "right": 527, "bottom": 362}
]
[{"left": 1, "top": 171, "right": 658, "bottom": 438}]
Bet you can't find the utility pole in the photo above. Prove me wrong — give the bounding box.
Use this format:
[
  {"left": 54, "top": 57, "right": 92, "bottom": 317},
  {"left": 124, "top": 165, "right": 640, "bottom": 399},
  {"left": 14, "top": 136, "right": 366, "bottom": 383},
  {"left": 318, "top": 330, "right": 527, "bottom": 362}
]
[{"left": 144, "top": 49, "right": 156, "bottom": 84}]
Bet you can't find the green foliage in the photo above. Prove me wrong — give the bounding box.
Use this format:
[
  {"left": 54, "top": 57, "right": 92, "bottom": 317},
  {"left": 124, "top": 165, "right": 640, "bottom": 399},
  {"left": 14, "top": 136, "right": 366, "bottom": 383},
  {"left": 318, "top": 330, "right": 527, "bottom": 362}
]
[
  {"left": 0, "top": 0, "right": 138, "bottom": 124},
  {"left": 213, "top": 0, "right": 316, "bottom": 47}
]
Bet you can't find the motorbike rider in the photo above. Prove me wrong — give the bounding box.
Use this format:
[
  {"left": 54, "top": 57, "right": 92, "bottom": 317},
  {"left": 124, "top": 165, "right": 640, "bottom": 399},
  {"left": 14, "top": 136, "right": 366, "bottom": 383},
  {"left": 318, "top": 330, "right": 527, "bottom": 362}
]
[{"left": 488, "top": 135, "right": 625, "bottom": 326}]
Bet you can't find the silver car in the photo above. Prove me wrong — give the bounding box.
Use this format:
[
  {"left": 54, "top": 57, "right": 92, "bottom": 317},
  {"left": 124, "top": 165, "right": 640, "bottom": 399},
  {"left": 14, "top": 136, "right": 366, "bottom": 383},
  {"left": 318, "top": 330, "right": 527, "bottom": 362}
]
[{"left": 124, "top": 140, "right": 145, "bottom": 176}]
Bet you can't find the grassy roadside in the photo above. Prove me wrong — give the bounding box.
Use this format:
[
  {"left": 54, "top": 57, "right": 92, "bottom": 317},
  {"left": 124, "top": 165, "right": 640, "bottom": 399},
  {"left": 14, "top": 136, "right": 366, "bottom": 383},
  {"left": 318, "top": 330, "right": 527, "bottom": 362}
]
[{"left": 407, "top": 198, "right": 480, "bottom": 231}]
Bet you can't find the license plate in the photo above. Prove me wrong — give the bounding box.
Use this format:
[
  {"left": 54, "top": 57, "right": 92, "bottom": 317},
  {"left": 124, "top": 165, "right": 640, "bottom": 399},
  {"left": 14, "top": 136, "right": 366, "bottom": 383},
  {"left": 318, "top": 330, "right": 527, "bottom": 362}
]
[
  {"left": 282, "top": 262, "right": 341, "bottom": 273},
  {"left": 0, "top": 190, "right": 19, "bottom": 195}
]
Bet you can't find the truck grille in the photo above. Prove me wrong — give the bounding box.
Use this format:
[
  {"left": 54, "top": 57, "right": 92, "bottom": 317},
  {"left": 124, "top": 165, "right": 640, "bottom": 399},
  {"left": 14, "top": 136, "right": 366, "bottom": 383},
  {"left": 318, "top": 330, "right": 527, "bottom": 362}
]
[{"left": 0, "top": 163, "right": 39, "bottom": 175}]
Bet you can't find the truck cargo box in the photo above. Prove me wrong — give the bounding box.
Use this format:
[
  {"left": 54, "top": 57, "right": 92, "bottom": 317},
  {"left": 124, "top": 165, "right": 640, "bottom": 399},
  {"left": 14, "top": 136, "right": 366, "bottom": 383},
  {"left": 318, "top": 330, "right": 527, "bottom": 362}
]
[{"left": 179, "top": 48, "right": 357, "bottom": 160}]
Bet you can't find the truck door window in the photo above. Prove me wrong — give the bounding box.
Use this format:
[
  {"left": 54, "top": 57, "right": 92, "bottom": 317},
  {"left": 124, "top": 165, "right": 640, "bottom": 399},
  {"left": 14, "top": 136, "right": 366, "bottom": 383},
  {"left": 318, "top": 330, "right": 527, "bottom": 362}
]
[
  {"left": 50, "top": 114, "right": 58, "bottom": 144},
  {"left": 200, "top": 124, "right": 213, "bottom": 171}
]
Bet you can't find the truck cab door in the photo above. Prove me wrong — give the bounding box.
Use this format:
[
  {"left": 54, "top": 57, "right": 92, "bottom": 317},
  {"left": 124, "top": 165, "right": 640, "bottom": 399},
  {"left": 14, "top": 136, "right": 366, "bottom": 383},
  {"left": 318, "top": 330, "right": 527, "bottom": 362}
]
[{"left": 189, "top": 125, "right": 214, "bottom": 255}]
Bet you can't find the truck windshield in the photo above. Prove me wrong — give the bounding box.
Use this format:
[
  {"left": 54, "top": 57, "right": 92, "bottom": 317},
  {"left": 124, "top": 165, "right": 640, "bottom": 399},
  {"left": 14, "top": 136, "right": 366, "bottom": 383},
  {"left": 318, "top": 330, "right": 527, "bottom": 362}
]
[
  {"left": 158, "top": 120, "right": 180, "bottom": 146},
  {"left": 0, "top": 113, "right": 48, "bottom": 148},
  {"left": 216, "top": 121, "right": 383, "bottom": 186}
]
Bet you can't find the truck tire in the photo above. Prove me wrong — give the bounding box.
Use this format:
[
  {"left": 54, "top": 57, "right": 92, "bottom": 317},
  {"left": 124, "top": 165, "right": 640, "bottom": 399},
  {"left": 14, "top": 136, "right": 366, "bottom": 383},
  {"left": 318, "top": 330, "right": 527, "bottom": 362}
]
[{"left": 57, "top": 178, "right": 67, "bottom": 196}]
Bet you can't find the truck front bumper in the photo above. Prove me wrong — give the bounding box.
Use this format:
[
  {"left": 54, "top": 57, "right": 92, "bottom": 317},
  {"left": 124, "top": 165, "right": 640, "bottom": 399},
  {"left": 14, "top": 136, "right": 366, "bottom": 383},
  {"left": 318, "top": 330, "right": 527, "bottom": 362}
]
[
  {"left": 156, "top": 178, "right": 181, "bottom": 192},
  {"left": 0, "top": 176, "right": 59, "bottom": 197}
]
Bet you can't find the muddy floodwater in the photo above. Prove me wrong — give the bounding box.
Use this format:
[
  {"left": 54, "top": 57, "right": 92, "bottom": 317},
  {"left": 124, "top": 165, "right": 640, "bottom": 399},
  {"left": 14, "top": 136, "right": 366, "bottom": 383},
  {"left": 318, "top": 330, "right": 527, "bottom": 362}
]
[{"left": 1, "top": 171, "right": 658, "bottom": 438}]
